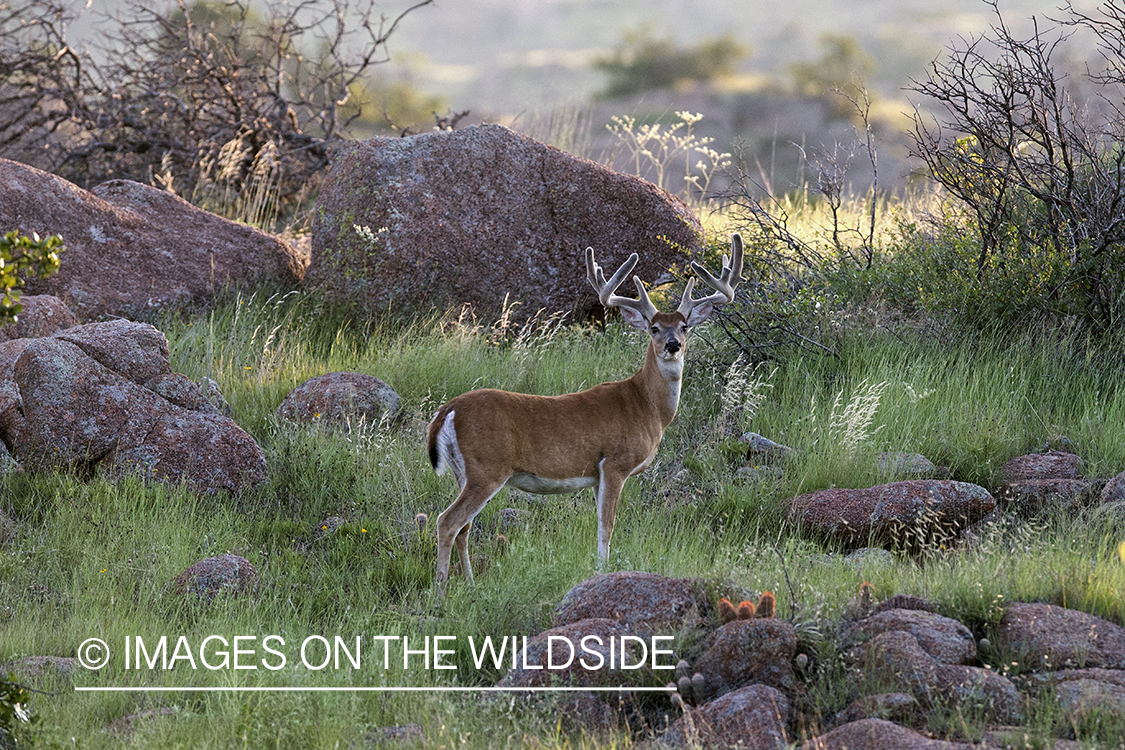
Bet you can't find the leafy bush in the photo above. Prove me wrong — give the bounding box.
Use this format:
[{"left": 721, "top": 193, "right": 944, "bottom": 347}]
[
  {"left": 829, "top": 209, "right": 1076, "bottom": 332},
  {"left": 594, "top": 24, "right": 749, "bottom": 99},
  {"left": 910, "top": 0, "right": 1125, "bottom": 333},
  {"left": 0, "top": 230, "right": 63, "bottom": 326},
  {"left": 0, "top": 676, "right": 35, "bottom": 750}
]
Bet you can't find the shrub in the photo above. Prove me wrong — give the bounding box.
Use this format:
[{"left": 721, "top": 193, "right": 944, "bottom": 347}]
[
  {"left": 909, "top": 0, "right": 1125, "bottom": 333},
  {"left": 0, "top": 676, "right": 35, "bottom": 750},
  {"left": 0, "top": 230, "right": 63, "bottom": 326},
  {"left": 594, "top": 24, "right": 749, "bottom": 99}
]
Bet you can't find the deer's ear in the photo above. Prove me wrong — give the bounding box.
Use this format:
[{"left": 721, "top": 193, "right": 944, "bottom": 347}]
[
  {"left": 685, "top": 301, "right": 714, "bottom": 327},
  {"left": 618, "top": 305, "right": 649, "bottom": 331}
]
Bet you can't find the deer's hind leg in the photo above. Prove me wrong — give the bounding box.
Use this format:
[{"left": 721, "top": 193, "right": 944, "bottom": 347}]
[{"left": 435, "top": 478, "right": 506, "bottom": 591}]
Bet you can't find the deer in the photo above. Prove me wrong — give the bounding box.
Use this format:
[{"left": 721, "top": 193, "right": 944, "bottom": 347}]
[{"left": 426, "top": 233, "right": 745, "bottom": 592}]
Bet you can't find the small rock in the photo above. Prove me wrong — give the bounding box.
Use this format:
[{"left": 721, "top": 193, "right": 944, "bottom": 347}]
[
  {"left": 874, "top": 452, "right": 939, "bottom": 478},
  {"left": 554, "top": 572, "right": 703, "bottom": 639},
  {"left": 796, "top": 718, "right": 979, "bottom": 749},
  {"left": 785, "top": 480, "right": 995, "bottom": 549},
  {"left": 851, "top": 630, "right": 1021, "bottom": 722},
  {"left": 740, "top": 432, "right": 796, "bottom": 463},
  {"left": 170, "top": 554, "right": 258, "bottom": 602},
  {"left": 0, "top": 442, "right": 19, "bottom": 477},
  {"left": 0, "top": 295, "right": 77, "bottom": 341},
  {"left": 366, "top": 723, "right": 425, "bottom": 745},
  {"left": 690, "top": 618, "right": 797, "bottom": 701},
  {"left": 106, "top": 707, "right": 177, "bottom": 734},
  {"left": 314, "top": 516, "right": 347, "bottom": 537},
  {"left": 0, "top": 655, "right": 78, "bottom": 681},
  {"left": 843, "top": 608, "right": 977, "bottom": 666},
  {"left": 998, "top": 478, "right": 1094, "bottom": 518},
  {"left": 197, "top": 377, "right": 232, "bottom": 417},
  {"left": 833, "top": 692, "right": 916, "bottom": 726},
  {"left": 496, "top": 619, "right": 649, "bottom": 689},
  {"left": 997, "top": 602, "right": 1125, "bottom": 670},
  {"left": 276, "top": 372, "right": 400, "bottom": 427},
  {"left": 660, "top": 684, "right": 790, "bottom": 749},
  {"left": 870, "top": 594, "right": 936, "bottom": 616},
  {"left": 1001, "top": 450, "right": 1082, "bottom": 483},
  {"left": 1102, "top": 469, "right": 1125, "bottom": 505},
  {"left": 734, "top": 465, "right": 785, "bottom": 485}
]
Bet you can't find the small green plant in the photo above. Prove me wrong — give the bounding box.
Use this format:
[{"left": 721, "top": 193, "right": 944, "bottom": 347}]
[
  {"left": 0, "top": 676, "right": 35, "bottom": 749},
  {"left": 0, "top": 230, "right": 63, "bottom": 326}
]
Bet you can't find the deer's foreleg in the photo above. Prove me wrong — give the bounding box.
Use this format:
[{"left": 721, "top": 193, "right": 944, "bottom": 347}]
[{"left": 594, "top": 458, "right": 628, "bottom": 568}]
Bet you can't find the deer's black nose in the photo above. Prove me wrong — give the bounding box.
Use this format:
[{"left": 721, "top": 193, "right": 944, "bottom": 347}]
[{"left": 665, "top": 339, "right": 681, "bottom": 354}]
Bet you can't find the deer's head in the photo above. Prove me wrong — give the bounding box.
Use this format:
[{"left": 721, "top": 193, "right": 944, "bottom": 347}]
[{"left": 585, "top": 234, "right": 745, "bottom": 362}]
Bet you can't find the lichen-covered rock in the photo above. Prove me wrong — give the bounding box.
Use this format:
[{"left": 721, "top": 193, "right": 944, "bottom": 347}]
[
  {"left": 851, "top": 630, "right": 1021, "bottom": 722},
  {"left": 871, "top": 594, "right": 936, "bottom": 616},
  {"left": 310, "top": 124, "right": 702, "bottom": 322},
  {"left": 1, "top": 320, "right": 266, "bottom": 494},
  {"left": 0, "top": 655, "right": 79, "bottom": 682},
  {"left": 690, "top": 618, "right": 797, "bottom": 701},
  {"left": 784, "top": 480, "right": 995, "bottom": 548},
  {"left": 843, "top": 608, "right": 977, "bottom": 666},
  {"left": 0, "top": 158, "right": 306, "bottom": 320},
  {"left": 0, "top": 295, "right": 77, "bottom": 342},
  {"left": 660, "top": 684, "right": 789, "bottom": 749},
  {"left": 740, "top": 432, "right": 796, "bottom": 463},
  {"left": 833, "top": 692, "right": 916, "bottom": 726},
  {"left": 997, "top": 603, "right": 1125, "bottom": 670},
  {"left": 874, "top": 451, "right": 940, "bottom": 478},
  {"left": 1102, "top": 470, "right": 1125, "bottom": 505},
  {"left": 171, "top": 554, "right": 258, "bottom": 602},
  {"left": 365, "top": 723, "right": 425, "bottom": 745},
  {"left": 796, "top": 718, "right": 979, "bottom": 749},
  {"left": 1001, "top": 450, "right": 1082, "bottom": 482},
  {"left": 276, "top": 372, "right": 400, "bottom": 426},
  {"left": 105, "top": 707, "right": 177, "bottom": 735},
  {"left": 998, "top": 478, "right": 1094, "bottom": 518},
  {"left": 554, "top": 572, "right": 703, "bottom": 639},
  {"left": 1029, "top": 669, "right": 1125, "bottom": 721}
]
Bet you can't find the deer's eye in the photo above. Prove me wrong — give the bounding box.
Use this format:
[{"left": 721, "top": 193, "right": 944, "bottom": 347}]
[{"left": 650, "top": 326, "right": 659, "bottom": 334}]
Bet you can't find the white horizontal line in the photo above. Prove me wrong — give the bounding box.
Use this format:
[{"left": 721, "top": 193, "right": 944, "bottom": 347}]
[{"left": 75, "top": 686, "right": 675, "bottom": 693}]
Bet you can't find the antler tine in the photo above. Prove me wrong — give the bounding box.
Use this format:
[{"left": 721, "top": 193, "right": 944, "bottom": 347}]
[
  {"left": 586, "top": 247, "right": 659, "bottom": 319},
  {"left": 677, "top": 233, "right": 745, "bottom": 317}
]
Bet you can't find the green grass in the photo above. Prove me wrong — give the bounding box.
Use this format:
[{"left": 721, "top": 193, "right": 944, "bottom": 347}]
[{"left": 5, "top": 289, "right": 1125, "bottom": 747}]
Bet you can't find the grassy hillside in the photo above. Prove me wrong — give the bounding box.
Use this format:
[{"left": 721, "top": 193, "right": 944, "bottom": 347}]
[{"left": 5, "top": 277, "right": 1125, "bottom": 746}]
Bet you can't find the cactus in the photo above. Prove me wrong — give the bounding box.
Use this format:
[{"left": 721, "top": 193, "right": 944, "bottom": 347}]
[
  {"left": 718, "top": 597, "right": 737, "bottom": 624},
  {"left": 859, "top": 581, "right": 874, "bottom": 612},
  {"left": 691, "top": 672, "right": 706, "bottom": 698},
  {"left": 737, "top": 600, "right": 756, "bottom": 619},
  {"left": 756, "top": 590, "right": 776, "bottom": 618}
]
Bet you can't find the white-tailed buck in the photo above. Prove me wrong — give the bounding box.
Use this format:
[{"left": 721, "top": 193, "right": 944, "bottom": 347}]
[{"left": 426, "top": 234, "right": 745, "bottom": 590}]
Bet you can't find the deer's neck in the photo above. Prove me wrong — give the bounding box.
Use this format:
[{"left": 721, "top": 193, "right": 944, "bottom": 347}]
[{"left": 635, "top": 341, "right": 683, "bottom": 427}]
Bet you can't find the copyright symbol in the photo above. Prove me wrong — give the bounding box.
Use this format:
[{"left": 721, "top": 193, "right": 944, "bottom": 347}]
[{"left": 77, "top": 638, "right": 110, "bottom": 670}]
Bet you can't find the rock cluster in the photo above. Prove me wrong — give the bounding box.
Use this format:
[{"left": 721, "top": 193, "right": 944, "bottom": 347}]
[{"left": 0, "top": 314, "right": 267, "bottom": 494}]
